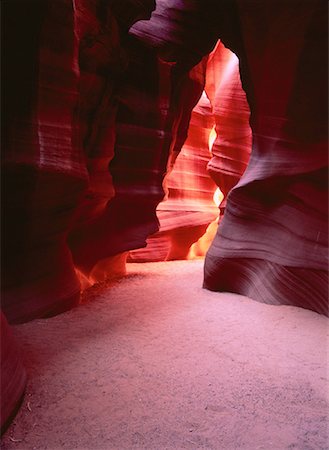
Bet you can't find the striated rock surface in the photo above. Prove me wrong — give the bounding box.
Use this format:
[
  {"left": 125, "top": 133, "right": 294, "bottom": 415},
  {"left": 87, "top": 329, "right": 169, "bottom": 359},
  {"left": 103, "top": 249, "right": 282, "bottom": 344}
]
[
  {"left": 129, "top": 87, "right": 219, "bottom": 262},
  {"left": 2, "top": 0, "right": 223, "bottom": 320},
  {"left": 69, "top": 1, "right": 213, "bottom": 276},
  {"left": 1, "top": 0, "right": 328, "bottom": 435},
  {"left": 132, "top": 0, "right": 328, "bottom": 315},
  {"left": 205, "top": 40, "right": 252, "bottom": 212},
  {"left": 1, "top": 312, "right": 27, "bottom": 432},
  {"left": 155, "top": 94, "right": 218, "bottom": 261},
  {"left": 1, "top": 1, "right": 327, "bottom": 319},
  {"left": 69, "top": 36, "right": 170, "bottom": 274},
  {"left": 2, "top": 0, "right": 173, "bottom": 319},
  {"left": 204, "top": 0, "right": 328, "bottom": 316},
  {"left": 129, "top": 37, "right": 252, "bottom": 263},
  {"left": 2, "top": 0, "right": 87, "bottom": 323},
  {"left": 67, "top": 0, "right": 138, "bottom": 278}
]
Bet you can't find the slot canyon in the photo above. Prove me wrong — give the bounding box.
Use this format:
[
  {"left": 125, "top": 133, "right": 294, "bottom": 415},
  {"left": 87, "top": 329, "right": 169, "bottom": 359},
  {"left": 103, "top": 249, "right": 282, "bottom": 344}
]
[{"left": 1, "top": 1, "right": 328, "bottom": 449}]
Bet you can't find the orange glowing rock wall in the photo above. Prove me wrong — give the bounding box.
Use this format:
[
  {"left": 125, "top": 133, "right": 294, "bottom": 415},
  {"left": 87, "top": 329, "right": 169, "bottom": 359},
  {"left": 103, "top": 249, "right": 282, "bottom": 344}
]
[
  {"left": 205, "top": 41, "right": 252, "bottom": 212},
  {"left": 130, "top": 40, "right": 251, "bottom": 263},
  {"left": 2, "top": 0, "right": 327, "bottom": 323},
  {"left": 129, "top": 85, "right": 218, "bottom": 262},
  {"left": 156, "top": 90, "right": 218, "bottom": 261}
]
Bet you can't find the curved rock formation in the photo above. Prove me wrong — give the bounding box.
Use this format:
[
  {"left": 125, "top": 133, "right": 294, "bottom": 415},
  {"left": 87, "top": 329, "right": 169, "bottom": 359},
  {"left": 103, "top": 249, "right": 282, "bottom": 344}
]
[
  {"left": 131, "top": 0, "right": 328, "bottom": 315},
  {"left": 157, "top": 91, "right": 218, "bottom": 261},
  {"left": 129, "top": 88, "right": 219, "bottom": 262},
  {"left": 1, "top": 0, "right": 328, "bottom": 435},
  {"left": 2, "top": 0, "right": 175, "bottom": 319},
  {"left": 3, "top": 0, "right": 327, "bottom": 321},
  {"left": 205, "top": 1, "right": 328, "bottom": 315},
  {"left": 129, "top": 38, "right": 252, "bottom": 263},
  {"left": 2, "top": 0, "right": 225, "bottom": 320},
  {"left": 68, "top": 2, "right": 214, "bottom": 277},
  {"left": 205, "top": 40, "right": 252, "bottom": 212},
  {"left": 2, "top": 0, "right": 86, "bottom": 323}
]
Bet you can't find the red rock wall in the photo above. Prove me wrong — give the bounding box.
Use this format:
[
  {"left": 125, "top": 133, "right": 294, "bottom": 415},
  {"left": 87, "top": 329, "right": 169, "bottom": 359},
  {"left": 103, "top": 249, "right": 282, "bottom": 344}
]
[
  {"left": 132, "top": 0, "right": 328, "bottom": 315},
  {"left": 69, "top": 16, "right": 213, "bottom": 274},
  {"left": 1, "top": 0, "right": 328, "bottom": 431},
  {"left": 3, "top": 0, "right": 149, "bottom": 322},
  {"left": 67, "top": 2, "right": 162, "bottom": 276},
  {"left": 129, "top": 39, "right": 252, "bottom": 263},
  {"left": 129, "top": 68, "right": 219, "bottom": 262},
  {"left": 156, "top": 90, "right": 218, "bottom": 261},
  {"left": 205, "top": 40, "right": 252, "bottom": 212},
  {"left": 2, "top": 0, "right": 86, "bottom": 324},
  {"left": 204, "top": 1, "right": 328, "bottom": 315},
  {"left": 3, "top": 0, "right": 228, "bottom": 322},
  {"left": 2, "top": 2, "right": 327, "bottom": 318}
]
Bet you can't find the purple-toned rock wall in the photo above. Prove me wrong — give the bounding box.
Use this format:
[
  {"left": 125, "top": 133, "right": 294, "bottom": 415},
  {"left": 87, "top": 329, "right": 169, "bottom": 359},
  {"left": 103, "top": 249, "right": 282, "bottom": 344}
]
[
  {"left": 131, "top": 0, "right": 328, "bottom": 315},
  {"left": 204, "top": 1, "right": 328, "bottom": 316},
  {"left": 2, "top": 0, "right": 86, "bottom": 324},
  {"left": 2, "top": 0, "right": 205, "bottom": 323},
  {"left": 1, "top": 0, "right": 328, "bottom": 430}
]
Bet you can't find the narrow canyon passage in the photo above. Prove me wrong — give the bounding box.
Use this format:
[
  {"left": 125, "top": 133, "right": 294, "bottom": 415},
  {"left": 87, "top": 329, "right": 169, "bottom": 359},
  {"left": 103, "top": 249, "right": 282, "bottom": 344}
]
[
  {"left": 2, "top": 260, "right": 328, "bottom": 450},
  {"left": 1, "top": 0, "right": 328, "bottom": 446}
]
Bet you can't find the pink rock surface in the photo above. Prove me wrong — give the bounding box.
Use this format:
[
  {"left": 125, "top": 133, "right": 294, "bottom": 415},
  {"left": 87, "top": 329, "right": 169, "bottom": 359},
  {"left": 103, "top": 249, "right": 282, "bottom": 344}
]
[
  {"left": 2, "top": 0, "right": 327, "bottom": 318},
  {"left": 69, "top": 2, "right": 210, "bottom": 274},
  {"left": 130, "top": 38, "right": 252, "bottom": 263},
  {"left": 131, "top": 0, "right": 328, "bottom": 315},
  {"left": 2, "top": 0, "right": 86, "bottom": 323},
  {"left": 130, "top": 80, "right": 219, "bottom": 262},
  {"left": 204, "top": 1, "right": 328, "bottom": 316},
  {"left": 1, "top": 0, "right": 328, "bottom": 435},
  {"left": 205, "top": 40, "right": 252, "bottom": 211}
]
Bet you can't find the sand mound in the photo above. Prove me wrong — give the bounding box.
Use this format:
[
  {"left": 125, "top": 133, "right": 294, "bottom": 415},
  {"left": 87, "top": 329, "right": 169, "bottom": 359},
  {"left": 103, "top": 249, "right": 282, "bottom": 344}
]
[{"left": 2, "top": 260, "right": 328, "bottom": 449}]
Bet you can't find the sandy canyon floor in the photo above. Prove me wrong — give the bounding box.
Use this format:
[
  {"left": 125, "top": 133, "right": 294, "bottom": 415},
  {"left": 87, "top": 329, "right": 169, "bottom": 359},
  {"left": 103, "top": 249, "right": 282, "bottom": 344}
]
[{"left": 1, "top": 260, "right": 329, "bottom": 450}]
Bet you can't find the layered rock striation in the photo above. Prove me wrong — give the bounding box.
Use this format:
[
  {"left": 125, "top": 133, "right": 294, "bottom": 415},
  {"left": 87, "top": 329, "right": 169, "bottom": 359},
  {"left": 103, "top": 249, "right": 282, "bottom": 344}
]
[
  {"left": 129, "top": 39, "right": 252, "bottom": 263},
  {"left": 129, "top": 87, "right": 219, "bottom": 262},
  {"left": 204, "top": 1, "right": 328, "bottom": 316},
  {"left": 2, "top": 2, "right": 327, "bottom": 320},
  {"left": 205, "top": 40, "right": 251, "bottom": 213},
  {"left": 1, "top": 0, "right": 328, "bottom": 433},
  {"left": 132, "top": 0, "right": 328, "bottom": 315},
  {"left": 3, "top": 0, "right": 206, "bottom": 322},
  {"left": 2, "top": 0, "right": 87, "bottom": 323}
]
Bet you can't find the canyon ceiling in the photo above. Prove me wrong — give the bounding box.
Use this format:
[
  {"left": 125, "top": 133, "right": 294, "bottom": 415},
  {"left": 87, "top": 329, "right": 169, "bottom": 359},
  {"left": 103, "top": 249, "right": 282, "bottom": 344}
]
[{"left": 1, "top": 0, "right": 328, "bottom": 430}]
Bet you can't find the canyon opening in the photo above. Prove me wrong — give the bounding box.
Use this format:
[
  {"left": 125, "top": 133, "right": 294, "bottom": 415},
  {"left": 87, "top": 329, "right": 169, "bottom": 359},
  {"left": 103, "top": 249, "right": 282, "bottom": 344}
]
[{"left": 1, "top": 1, "right": 328, "bottom": 449}]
